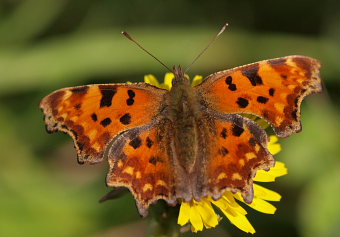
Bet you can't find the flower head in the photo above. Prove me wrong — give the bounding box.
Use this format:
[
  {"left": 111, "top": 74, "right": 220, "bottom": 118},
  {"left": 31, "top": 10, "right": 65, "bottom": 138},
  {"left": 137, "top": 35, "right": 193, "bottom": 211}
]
[{"left": 144, "top": 73, "right": 288, "bottom": 234}]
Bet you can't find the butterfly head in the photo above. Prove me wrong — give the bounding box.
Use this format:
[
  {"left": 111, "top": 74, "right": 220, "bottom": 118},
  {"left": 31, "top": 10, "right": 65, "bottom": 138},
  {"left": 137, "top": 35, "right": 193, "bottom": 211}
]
[{"left": 172, "top": 65, "right": 189, "bottom": 86}]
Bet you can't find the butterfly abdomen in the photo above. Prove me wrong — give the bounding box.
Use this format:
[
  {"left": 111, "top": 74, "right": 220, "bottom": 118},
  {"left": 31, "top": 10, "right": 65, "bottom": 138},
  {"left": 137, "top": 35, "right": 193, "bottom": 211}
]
[{"left": 168, "top": 82, "right": 202, "bottom": 174}]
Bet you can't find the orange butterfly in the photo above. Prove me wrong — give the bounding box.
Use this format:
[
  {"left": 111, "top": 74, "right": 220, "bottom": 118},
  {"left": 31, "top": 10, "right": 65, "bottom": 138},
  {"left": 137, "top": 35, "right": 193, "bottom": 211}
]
[{"left": 40, "top": 32, "right": 322, "bottom": 217}]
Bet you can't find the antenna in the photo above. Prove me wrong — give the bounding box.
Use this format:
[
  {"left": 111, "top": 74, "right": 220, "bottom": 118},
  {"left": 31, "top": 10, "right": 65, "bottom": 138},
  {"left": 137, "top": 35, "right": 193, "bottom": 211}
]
[
  {"left": 122, "top": 31, "right": 172, "bottom": 72},
  {"left": 184, "top": 23, "right": 228, "bottom": 73}
]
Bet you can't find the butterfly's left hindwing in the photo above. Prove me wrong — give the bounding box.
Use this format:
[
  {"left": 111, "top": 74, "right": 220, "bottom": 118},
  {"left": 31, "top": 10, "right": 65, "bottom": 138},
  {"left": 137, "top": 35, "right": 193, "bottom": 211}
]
[
  {"left": 106, "top": 119, "right": 179, "bottom": 216},
  {"left": 195, "top": 56, "right": 322, "bottom": 137},
  {"left": 40, "top": 83, "right": 167, "bottom": 164}
]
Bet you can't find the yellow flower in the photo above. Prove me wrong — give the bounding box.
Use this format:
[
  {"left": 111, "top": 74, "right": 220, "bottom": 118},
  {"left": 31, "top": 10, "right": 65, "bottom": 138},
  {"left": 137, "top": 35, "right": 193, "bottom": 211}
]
[{"left": 144, "top": 73, "right": 288, "bottom": 234}]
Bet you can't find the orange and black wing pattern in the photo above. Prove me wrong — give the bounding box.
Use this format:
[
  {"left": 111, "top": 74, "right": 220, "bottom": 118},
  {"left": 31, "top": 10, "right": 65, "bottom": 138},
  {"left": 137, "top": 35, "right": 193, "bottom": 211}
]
[
  {"left": 40, "top": 83, "right": 166, "bottom": 164},
  {"left": 195, "top": 56, "right": 322, "bottom": 137},
  {"left": 106, "top": 119, "right": 180, "bottom": 216},
  {"left": 201, "top": 113, "right": 274, "bottom": 203}
]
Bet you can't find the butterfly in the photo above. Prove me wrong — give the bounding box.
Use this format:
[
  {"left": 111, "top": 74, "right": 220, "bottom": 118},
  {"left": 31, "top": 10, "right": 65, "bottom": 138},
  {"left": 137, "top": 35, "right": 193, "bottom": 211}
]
[{"left": 40, "top": 55, "right": 322, "bottom": 216}]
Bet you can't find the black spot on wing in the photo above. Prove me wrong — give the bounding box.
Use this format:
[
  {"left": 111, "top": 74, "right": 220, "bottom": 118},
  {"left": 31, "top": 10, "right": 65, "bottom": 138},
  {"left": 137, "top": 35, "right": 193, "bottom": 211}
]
[
  {"left": 74, "top": 104, "right": 81, "bottom": 110},
  {"left": 225, "top": 76, "right": 237, "bottom": 91},
  {"left": 128, "top": 90, "right": 136, "bottom": 98},
  {"left": 292, "top": 109, "right": 298, "bottom": 121},
  {"left": 236, "top": 97, "right": 249, "bottom": 108},
  {"left": 71, "top": 86, "right": 89, "bottom": 94},
  {"left": 91, "top": 113, "right": 98, "bottom": 122},
  {"left": 228, "top": 84, "right": 237, "bottom": 91},
  {"left": 249, "top": 137, "right": 256, "bottom": 146},
  {"left": 220, "top": 128, "right": 227, "bottom": 139},
  {"left": 129, "top": 136, "right": 142, "bottom": 149},
  {"left": 146, "top": 137, "right": 154, "bottom": 148},
  {"left": 219, "top": 146, "right": 229, "bottom": 156},
  {"left": 99, "top": 85, "right": 117, "bottom": 108},
  {"left": 268, "top": 58, "right": 286, "bottom": 66},
  {"left": 242, "top": 64, "right": 263, "bottom": 86},
  {"left": 100, "top": 118, "right": 112, "bottom": 127},
  {"left": 225, "top": 76, "right": 232, "bottom": 84},
  {"left": 120, "top": 113, "right": 131, "bottom": 125},
  {"left": 269, "top": 88, "right": 275, "bottom": 96},
  {"left": 77, "top": 141, "right": 84, "bottom": 151},
  {"left": 126, "top": 89, "right": 136, "bottom": 106},
  {"left": 232, "top": 124, "right": 244, "bottom": 137},
  {"left": 126, "top": 98, "right": 134, "bottom": 106},
  {"left": 149, "top": 156, "right": 163, "bottom": 165},
  {"left": 257, "top": 96, "right": 269, "bottom": 104}
]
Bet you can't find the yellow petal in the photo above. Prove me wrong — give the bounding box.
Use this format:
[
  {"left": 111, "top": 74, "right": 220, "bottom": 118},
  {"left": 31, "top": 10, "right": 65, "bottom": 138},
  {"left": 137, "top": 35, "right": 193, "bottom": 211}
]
[
  {"left": 243, "top": 196, "right": 277, "bottom": 214},
  {"left": 222, "top": 192, "right": 247, "bottom": 215},
  {"left": 267, "top": 161, "right": 288, "bottom": 178},
  {"left": 189, "top": 205, "right": 204, "bottom": 232},
  {"left": 219, "top": 206, "right": 256, "bottom": 234},
  {"left": 211, "top": 194, "right": 255, "bottom": 233},
  {"left": 254, "top": 161, "right": 288, "bottom": 182},
  {"left": 269, "top": 135, "right": 278, "bottom": 143},
  {"left": 178, "top": 202, "right": 191, "bottom": 226},
  {"left": 253, "top": 184, "right": 281, "bottom": 201},
  {"left": 192, "top": 75, "right": 203, "bottom": 86},
  {"left": 253, "top": 171, "right": 276, "bottom": 182},
  {"left": 268, "top": 135, "right": 281, "bottom": 155},
  {"left": 163, "top": 73, "right": 175, "bottom": 89},
  {"left": 144, "top": 74, "right": 160, "bottom": 87},
  {"left": 196, "top": 200, "right": 219, "bottom": 228}
]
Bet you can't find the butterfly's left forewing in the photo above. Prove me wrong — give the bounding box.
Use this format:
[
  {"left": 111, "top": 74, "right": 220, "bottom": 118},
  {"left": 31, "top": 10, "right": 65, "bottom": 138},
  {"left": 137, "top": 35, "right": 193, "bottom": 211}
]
[{"left": 40, "top": 83, "right": 167, "bottom": 164}]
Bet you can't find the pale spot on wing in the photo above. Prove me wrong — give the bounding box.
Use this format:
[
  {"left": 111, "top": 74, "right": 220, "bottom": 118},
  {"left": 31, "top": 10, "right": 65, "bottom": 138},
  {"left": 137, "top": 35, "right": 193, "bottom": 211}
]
[
  {"left": 88, "top": 129, "right": 98, "bottom": 140},
  {"left": 232, "top": 172, "right": 242, "bottom": 180},
  {"left": 60, "top": 113, "right": 67, "bottom": 119},
  {"left": 239, "top": 158, "right": 245, "bottom": 166},
  {"left": 274, "top": 103, "right": 285, "bottom": 113},
  {"left": 135, "top": 171, "right": 141, "bottom": 179},
  {"left": 117, "top": 160, "right": 123, "bottom": 168},
  {"left": 92, "top": 142, "right": 101, "bottom": 152},
  {"left": 70, "top": 116, "right": 78, "bottom": 122},
  {"left": 61, "top": 91, "right": 72, "bottom": 106},
  {"left": 156, "top": 180, "right": 167, "bottom": 187},
  {"left": 297, "top": 78, "right": 305, "bottom": 83},
  {"left": 64, "top": 90, "right": 73, "bottom": 98},
  {"left": 255, "top": 144, "right": 260, "bottom": 152},
  {"left": 288, "top": 85, "right": 296, "bottom": 90},
  {"left": 275, "top": 116, "right": 284, "bottom": 125},
  {"left": 80, "top": 122, "right": 89, "bottom": 128},
  {"left": 217, "top": 172, "right": 227, "bottom": 181},
  {"left": 143, "top": 183, "right": 153, "bottom": 192},
  {"left": 286, "top": 58, "right": 297, "bottom": 67},
  {"left": 245, "top": 152, "right": 257, "bottom": 160},
  {"left": 123, "top": 166, "right": 134, "bottom": 175}
]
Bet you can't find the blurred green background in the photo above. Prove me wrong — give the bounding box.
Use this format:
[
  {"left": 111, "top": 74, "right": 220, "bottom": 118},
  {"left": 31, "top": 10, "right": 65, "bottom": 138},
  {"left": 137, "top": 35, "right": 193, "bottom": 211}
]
[{"left": 0, "top": 0, "right": 339, "bottom": 236}]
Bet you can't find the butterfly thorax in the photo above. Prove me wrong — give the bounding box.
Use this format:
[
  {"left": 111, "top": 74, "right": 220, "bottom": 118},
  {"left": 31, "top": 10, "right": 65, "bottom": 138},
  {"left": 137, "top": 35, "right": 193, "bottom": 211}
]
[{"left": 168, "top": 69, "right": 201, "bottom": 173}]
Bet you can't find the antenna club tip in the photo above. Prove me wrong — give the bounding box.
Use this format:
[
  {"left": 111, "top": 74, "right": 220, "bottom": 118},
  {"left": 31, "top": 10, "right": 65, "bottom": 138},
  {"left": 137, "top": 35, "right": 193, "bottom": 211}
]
[
  {"left": 121, "top": 31, "right": 133, "bottom": 40},
  {"left": 217, "top": 23, "right": 229, "bottom": 36}
]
